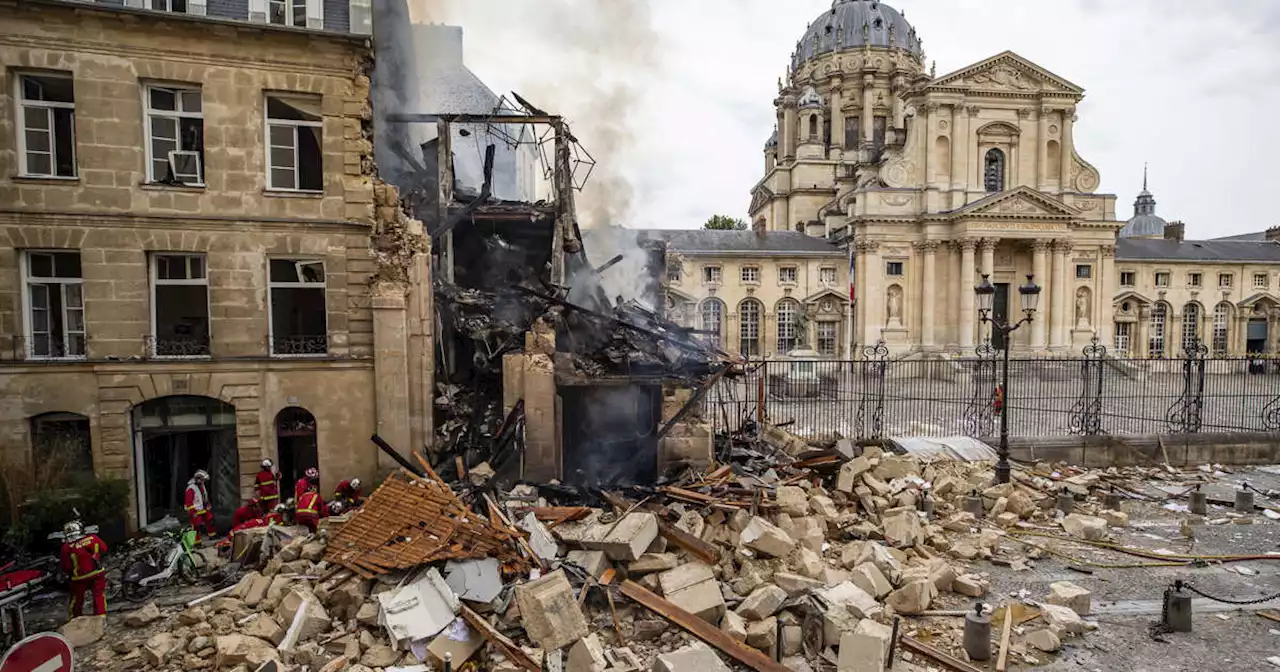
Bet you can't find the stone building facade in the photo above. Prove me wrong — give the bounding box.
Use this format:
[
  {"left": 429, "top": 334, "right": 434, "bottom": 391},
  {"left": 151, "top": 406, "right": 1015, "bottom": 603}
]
[
  {"left": 644, "top": 230, "right": 851, "bottom": 359},
  {"left": 747, "top": 0, "right": 1280, "bottom": 359},
  {"left": 0, "top": 0, "right": 431, "bottom": 528}
]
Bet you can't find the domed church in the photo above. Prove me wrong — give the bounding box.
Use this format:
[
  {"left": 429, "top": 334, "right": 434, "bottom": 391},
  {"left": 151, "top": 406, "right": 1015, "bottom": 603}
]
[{"left": 747, "top": 0, "right": 1280, "bottom": 358}]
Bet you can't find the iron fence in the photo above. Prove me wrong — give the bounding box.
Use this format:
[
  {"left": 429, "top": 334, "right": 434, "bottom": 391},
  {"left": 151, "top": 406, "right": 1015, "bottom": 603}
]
[{"left": 703, "top": 339, "right": 1280, "bottom": 441}]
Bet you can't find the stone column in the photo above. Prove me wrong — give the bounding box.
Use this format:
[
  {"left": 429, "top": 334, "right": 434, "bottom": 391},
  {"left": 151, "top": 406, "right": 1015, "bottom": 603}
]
[
  {"left": 862, "top": 74, "right": 875, "bottom": 143},
  {"left": 523, "top": 317, "right": 559, "bottom": 481},
  {"left": 891, "top": 76, "right": 905, "bottom": 129},
  {"left": 958, "top": 239, "right": 977, "bottom": 348},
  {"left": 782, "top": 94, "right": 798, "bottom": 160},
  {"left": 1030, "top": 240, "right": 1050, "bottom": 349},
  {"left": 967, "top": 106, "right": 981, "bottom": 196},
  {"left": 1136, "top": 307, "right": 1151, "bottom": 357},
  {"left": 861, "top": 241, "right": 883, "bottom": 345},
  {"left": 1099, "top": 245, "right": 1116, "bottom": 345},
  {"left": 1050, "top": 240, "right": 1071, "bottom": 349},
  {"left": 372, "top": 281, "right": 412, "bottom": 472},
  {"left": 922, "top": 103, "right": 938, "bottom": 189},
  {"left": 1059, "top": 107, "right": 1074, "bottom": 193},
  {"left": 1037, "top": 106, "right": 1050, "bottom": 190},
  {"left": 919, "top": 241, "right": 938, "bottom": 347},
  {"left": 949, "top": 105, "right": 964, "bottom": 194},
  {"left": 830, "top": 77, "right": 844, "bottom": 158},
  {"left": 979, "top": 238, "right": 996, "bottom": 279}
]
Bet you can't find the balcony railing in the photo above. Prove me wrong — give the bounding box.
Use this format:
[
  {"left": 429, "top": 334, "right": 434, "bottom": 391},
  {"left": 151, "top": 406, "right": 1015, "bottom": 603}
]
[
  {"left": 270, "top": 335, "right": 329, "bottom": 356},
  {"left": 4, "top": 335, "right": 86, "bottom": 361},
  {"left": 145, "top": 335, "right": 211, "bottom": 358}
]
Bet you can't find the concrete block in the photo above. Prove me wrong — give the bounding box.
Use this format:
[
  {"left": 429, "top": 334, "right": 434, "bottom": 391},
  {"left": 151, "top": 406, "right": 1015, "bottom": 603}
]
[
  {"left": 740, "top": 516, "right": 796, "bottom": 558},
  {"left": 776, "top": 485, "right": 810, "bottom": 516},
  {"left": 736, "top": 584, "right": 786, "bottom": 620},
  {"left": 566, "top": 550, "right": 611, "bottom": 579},
  {"left": 514, "top": 570, "right": 589, "bottom": 651},
  {"left": 1045, "top": 581, "right": 1092, "bottom": 615},
  {"left": 652, "top": 645, "right": 731, "bottom": 672},
  {"left": 583, "top": 512, "right": 659, "bottom": 561}
]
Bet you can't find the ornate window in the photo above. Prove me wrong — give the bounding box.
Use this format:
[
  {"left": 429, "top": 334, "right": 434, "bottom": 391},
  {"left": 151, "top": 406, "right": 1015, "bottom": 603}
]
[
  {"left": 738, "top": 299, "right": 762, "bottom": 357},
  {"left": 1212, "top": 302, "right": 1231, "bottom": 355},
  {"left": 1113, "top": 322, "right": 1132, "bottom": 356},
  {"left": 817, "top": 322, "right": 837, "bottom": 355},
  {"left": 776, "top": 299, "right": 800, "bottom": 353},
  {"left": 1181, "top": 302, "right": 1201, "bottom": 354},
  {"left": 1149, "top": 302, "right": 1167, "bottom": 358},
  {"left": 983, "top": 148, "right": 1005, "bottom": 193},
  {"left": 699, "top": 298, "right": 724, "bottom": 346}
]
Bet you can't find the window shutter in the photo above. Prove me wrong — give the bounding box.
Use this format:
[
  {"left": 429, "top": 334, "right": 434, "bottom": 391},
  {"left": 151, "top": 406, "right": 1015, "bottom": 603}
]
[
  {"left": 248, "top": 0, "right": 268, "bottom": 23},
  {"left": 123, "top": 0, "right": 144, "bottom": 7},
  {"left": 188, "top": 0, "right": 207, "bottom": 15},
  {"left": 348, "top": 0, "right": 371, "bottom": 35},
  {"left": 305, "top": 0, "right": 323, "bottom": 29}
]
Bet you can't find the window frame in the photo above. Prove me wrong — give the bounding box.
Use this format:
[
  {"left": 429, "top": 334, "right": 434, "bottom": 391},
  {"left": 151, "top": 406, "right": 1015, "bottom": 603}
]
[
  {"left": 264, "top": 94, "right": 324, "bottom": 193},
  {"left": 14, "top": 72, "right": 77, "bottom": 179},
  {"left": 819, "top": 266, "right": 837, "bottom": 286},
  {"left": 738, "top": 299, "right": 762, "bottom": 357},
  {"left": 1149, "top": 303, "right": 1168, "bottom": 358},
  {"left": 149, "top": 253, "right": 212, "bottom": 359},
  {"left": 666, "top": 262, "right": 681, "bottom": 283},
  {"left": 1113, "top": 321, "right": 1132, "bottom": 356},
  {"left": 268, "top": 0, "right": 311, "bottom": 27},
  {"left": 1119, "top": 271, "right": 1136, "bottom": 287},
  {"left": 20, "top": 250, "right": 85, "bottom": 361},
  {"left": 885, "top": 261, "right": 905, "bottom": 277},
  {"left": 1254, "top": 273, "right": 1269, "bottom": 289},
  {"left": 1154, "top": 271, "right": 1170, "bottom": 288},
  {"left": 1211, "top": 303, "right": 1230, "bottom": 355},
  {"left": 778, "top": 266, "right": 798, "bottom": 285},
  {"left": 1218, "top": 273, "right": 1233, "bottom": 289},
  {"left": 143, "top": 84, "right": 205, "bottom": 186},
  {"left": 267, "top": 259, "right": 328, "bottom": 357},
  {"left": 699, "top": 298, "right": 724, "bottom": 346},
  {"left": 776, "top": 299, "right": 800, "bottom": 353},
  {"left": 816, "top": 321, "right": 837, "bottom": 356},
  {"left": 1187, "top": 272, "right": 1202, "bottom": 288},
  {"left": 1075, "top": 264, "right": 1092, "bottom": 280},
  {"left": 702, "top": 265, "right": 722, "bottom": 285},
  {"left": 740, "top": 265, "right": 760, "bottom": 284}
]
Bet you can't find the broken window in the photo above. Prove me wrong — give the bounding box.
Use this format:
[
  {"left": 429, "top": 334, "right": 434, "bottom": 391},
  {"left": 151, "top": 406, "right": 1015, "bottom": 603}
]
[
  {"left": 739, "top": 298, "right": 762, "bottom": 357},
  {"left": 145, "top": 85, "right": 204, "bottom": 185},
  {"left": 776, "top": 299, "right": 800, "bottom": 352},
  {"left": 817, "top": 322, "right": 837, "bottom": 355},
  {"left": 17, "top": 73, "right": 76, "bottom": 178},
  {"left": 269, "top": 259, "right": 327, "bottom": 355},
  {"left": 699, "top": 298, "right": 724, "bottom": 346},
  {"left": 23, "top": 251, "right": 84, "bottom": 359},
  {"left": 150, "top": 254, "right": 210, "bottom": 357},
  {"left": 30, "top": 411, "right": 93, "bottom": 483},
  {"left": 266, "top": 96, "right": 323, "bottom": 191},
  {"left": 268, "top": 0, "right": 314, "bottom": 27},
  {"left": 666, "top": 262, "right": 681, "bottom": 283}
]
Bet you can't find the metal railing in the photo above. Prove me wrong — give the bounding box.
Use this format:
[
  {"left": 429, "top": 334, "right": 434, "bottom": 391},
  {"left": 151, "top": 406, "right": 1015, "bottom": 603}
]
[{"left": 703, "top": 339, "right": 1280, "bottom": 441}]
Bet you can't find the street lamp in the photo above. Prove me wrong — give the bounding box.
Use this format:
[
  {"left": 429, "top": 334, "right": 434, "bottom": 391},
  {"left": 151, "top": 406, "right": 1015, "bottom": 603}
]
[{"left": 975, "top": 273, "right": 1041, "bottom": 484}]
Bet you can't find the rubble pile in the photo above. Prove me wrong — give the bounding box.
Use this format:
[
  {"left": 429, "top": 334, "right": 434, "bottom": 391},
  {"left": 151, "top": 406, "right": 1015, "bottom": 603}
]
[{"left": 61, "top": 429, "right": 1238, "bottom": 672}]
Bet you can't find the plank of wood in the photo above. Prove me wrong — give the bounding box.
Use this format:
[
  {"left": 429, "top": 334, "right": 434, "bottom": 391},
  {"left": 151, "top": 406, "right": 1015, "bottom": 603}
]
[
  {"left": 995, "top": 604, "right": 1014, "bottom": 672},
  {"left": 460, "top": 604, "right": 540, "bottom": 672},
  {"left": 620, "top": 580, "right": 790, "bottom": 672},
  {"left": 899, "top": 636, "right": 986, "bottom": 672},
  {"left": 1257, "top": 609, "right": 1280, "bottom": 624},
  {"left": 655, "top": 516, "right": 720, "bottom": 566}
]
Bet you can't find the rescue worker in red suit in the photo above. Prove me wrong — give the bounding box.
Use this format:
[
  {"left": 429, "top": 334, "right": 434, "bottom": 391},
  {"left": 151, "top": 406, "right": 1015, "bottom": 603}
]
[
  {"left": 184, "top": 469, "right": 217, "bottom": 540},
  {"left": 295, "top": 483, "right": 324, "bottom": 533},
  {"left": 229, "top": 504, "right": 286, "bottom": 535},
  {"left": 254, "top": 459, "right": 281, "bottom": 509},
  {"left": 232, "top": 498, "right": 264, "bottom": 528},
  {"left": 333, "top": 478, "right": 363, "bottom": 509},
  {"left": 59, "top": 521, "right": 108, "bottom": 617},
  {"left": 294, "top": 466, "right": 319, "bottom": 502}
]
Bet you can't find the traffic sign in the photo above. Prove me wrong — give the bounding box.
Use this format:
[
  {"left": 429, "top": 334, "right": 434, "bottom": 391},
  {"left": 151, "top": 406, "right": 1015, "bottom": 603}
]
[{"left": 0, "top": 633, "right": 73, "bottom": 672}]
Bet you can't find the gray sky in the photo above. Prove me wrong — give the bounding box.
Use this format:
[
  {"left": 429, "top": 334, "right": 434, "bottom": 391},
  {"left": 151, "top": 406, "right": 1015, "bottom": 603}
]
[{"left": 415, "top": 0, "right": 1280, "bottom": 238}]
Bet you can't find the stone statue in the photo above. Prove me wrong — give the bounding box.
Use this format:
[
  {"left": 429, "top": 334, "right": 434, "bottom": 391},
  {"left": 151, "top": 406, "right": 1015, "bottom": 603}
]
[
  {"left": 887, "top": 286, "right": 903, "bottom": 323},
  {"left": 1075, "top": 289, "right": 1090, "bottom": 323}
]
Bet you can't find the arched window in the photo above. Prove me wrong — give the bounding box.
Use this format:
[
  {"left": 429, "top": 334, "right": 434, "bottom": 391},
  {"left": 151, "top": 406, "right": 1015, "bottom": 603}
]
[
  {"left": 1149, "top": 303, "right": 1168, "bottom": 358},
  {"left": 808, "top": 115, "right": 818, "bottom": 139},
  {"left": 275, "top": 407, "right": 318, "bottom": 495},
  {"left": 1181, "top": 302, "right": 1202, "bottom": 354},
  {"left": 1212, "top": 302, "right": 1231, "bottom": 355},
  {"left": 983, "top": 148, "right": 1006, "bottom": 193},
  {"left": 776, "top": 299, "right": 801, "bottom": 353},
  {"left": 699, "top": 298, "right": 724, "bottom": 346},
  {"left": 30, "top": 412, "right": 93, "bottom": 483},
  {"left": 738, "top": 299, "right": 762, "bottom": 357}
]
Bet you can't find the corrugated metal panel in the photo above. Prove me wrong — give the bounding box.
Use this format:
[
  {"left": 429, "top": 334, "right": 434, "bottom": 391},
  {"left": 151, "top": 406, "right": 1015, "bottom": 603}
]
[{"left": 888, "top": 435, "right": 998, "bottom": 462}]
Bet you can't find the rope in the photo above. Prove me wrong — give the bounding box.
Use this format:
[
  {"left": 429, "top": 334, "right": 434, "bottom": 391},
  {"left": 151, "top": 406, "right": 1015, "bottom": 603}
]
[{"left": 1181, "top": 582, "right": 1280, "bottom": 606}]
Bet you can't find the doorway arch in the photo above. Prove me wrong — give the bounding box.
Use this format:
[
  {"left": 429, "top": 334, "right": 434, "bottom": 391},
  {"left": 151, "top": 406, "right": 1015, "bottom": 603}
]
[
  {"left": 131, "top": 396, "right": 237, "bottom": 527},
  {"left": 275, "top": 407, "right": 318, "bottom": 501}
]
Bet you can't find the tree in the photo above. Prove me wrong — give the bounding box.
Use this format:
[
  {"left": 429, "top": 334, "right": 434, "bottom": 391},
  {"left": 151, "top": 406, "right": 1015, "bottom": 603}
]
[{"left": 703, "top": 214, "right": 748, "bottom": 230}]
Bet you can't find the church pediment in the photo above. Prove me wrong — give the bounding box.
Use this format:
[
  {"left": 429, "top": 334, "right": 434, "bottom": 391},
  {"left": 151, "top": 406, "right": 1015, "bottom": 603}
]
[
  {"left": 749, "top": 185, "right": 775, "bottom": 215},
  {"left": 929, "top": 51, "right": 1084, "bottom": 96},
  {"left": 950, "top": 186, "right": 1079, "bottom": 220},
  {"left": 666, "top": 287, "right": 698, "bottom": 304},
  {"left": 802, "top": 287, "right": 850, "bottom": 305}
]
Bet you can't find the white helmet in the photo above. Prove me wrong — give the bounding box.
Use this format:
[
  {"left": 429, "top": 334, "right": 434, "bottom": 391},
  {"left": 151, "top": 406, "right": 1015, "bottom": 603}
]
[
  {"left": 261, "top": 459, "right": 274, "bottom": 470},
  {"left": 349, "top": 478, "right": 361, "bottom": 491},
  {"left": 194, "top": 469, "right": 210, "bottom": 482},
  {"left": 63, "top": 521, "right": 84, "bottom": 541},
  {"left": 305, "top": 467, "right": 319, "bottom": 480},
  {"left": 329, "top": 501, "right": 345, "bottom": 515}
]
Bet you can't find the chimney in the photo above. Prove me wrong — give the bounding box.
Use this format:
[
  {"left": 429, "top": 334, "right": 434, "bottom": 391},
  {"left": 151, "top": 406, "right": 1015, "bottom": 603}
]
[
  {"left": 805, "top": 219, "right": 825, "bottom": 238},
  {"left": 753, "top": 218, "right": 766, "bottom": 236},
  {"left": 1164, "top": 221, "right": 1185, "bottom": 243},
  {"left": 1266, "top": 226, "right": 1280, "bottom": 243}
]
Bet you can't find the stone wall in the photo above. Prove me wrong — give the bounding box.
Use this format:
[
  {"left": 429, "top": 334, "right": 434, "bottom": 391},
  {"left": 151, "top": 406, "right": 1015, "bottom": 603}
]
[{"left": 1005, "top": 432, "right": 1280, "bottom": 468}]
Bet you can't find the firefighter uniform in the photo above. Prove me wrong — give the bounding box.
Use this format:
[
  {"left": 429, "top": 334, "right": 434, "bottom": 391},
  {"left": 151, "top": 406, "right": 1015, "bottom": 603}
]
[
  {"left": 296, "top": 489, "right": 323, "bottom": 533},
  {"left": 333, "top": 479, "right": 363, "bottom": 508},
  {"left": 184, "top": 478, "right": 216, "bottom": 539},
  {"left": 254, "top": 469, "right": 281, "bottom": 507},
  {"left": 232, "top": 500, "right": 264, "bottom": 528},
  {"left": 60, "top": 534, "right": 108, "bottom": 617}
]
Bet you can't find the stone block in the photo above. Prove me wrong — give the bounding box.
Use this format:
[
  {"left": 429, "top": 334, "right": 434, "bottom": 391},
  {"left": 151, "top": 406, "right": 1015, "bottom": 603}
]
[
  {"left": 568, "top": 633, "right": 609, "bottom": 672},
  {"left": 514, "top": 570, "right": 589, "bottom": 651},
  {"left": 1045, "top": 581, "right": 1092, "bottom": 615},
  {"left": 850, "top": 563, "right": 892, "bottom": 599},
  {"left": 665, "top": 577, "right": 726, "bottom": 624},
  {"left": 736, "top": 584, "right": 786, "bottom": 620},
  {"left": 1039, "top": 603, "right": 1088, "bottom": 635},
  {"left": 885, "top": 579, "right": 936, "bottom": 615},
  {"left": 740, "top": 516, "right": 796, "bottom": 558},
  {"left": 721, "top": 610, "right": 748, "bottom": 642},
  {"left": 810, "top": 495, "right": 840, "bottom": 519},
  {"left": 823, "top": 607, "right": 859, "bottom": 649},
  {"left": 1006, "top": 489, "right": 1037, "bottom": 517},
  {"left": 773, "top": 571, "right": 825, "bottom": 597},
  {"left": 630, "top": 553, "right": 679, "bottom": 575},
  {"left": 881, "top": 509, "right": 923, "bottom": 548},
  {"left": 583, "top": 512, "right": 659, "bottom": 562},
  {"left": 837, "top": 457, "right": 872, "bottom": 493},
  {"left": 123, "top": 602, "right": 161, "bottom": 628},
  {"left": 837, "top": 619, "right": 893, "bottom": 672},
  {"left": 274, "top": 590, "right": 331, "bottom": 642},
  {"left": 776, "top": 485, "right": 810, "bottom": 516},
  {"left": 820, "top": 582, "right": 882, "bottom": 620},
  {"left": 360, "top": 644, "right": 401, "bottom": 668},
  {"left": 60, "top": 616, "right": 106, "bottom": 648},
  {"left": 1100, "top": 509, "right": 1129, "bottom": 527},
  {"left": 652, "top": 645, "right": 731, "bottom": 672},
  {"left": 566, "top": 550, "right": 611, "bottom": 579},
  {"left": 1061, "top": 513, "right": 1108, "bottom": 540},
  {"left": 874, "top": 456, "right": 919, "bottom": 480},
  {"left": 953, "top": 574, "right": 988, "bottom": 597},
  {"left": 241, "top": 614, "right": 284, "bottom": 644},
  {"left": 745, "top": 616, "right": 778, "bottom": 656},
  {"left": 791, "top": 546, "right": 825, "bottom": 579},
  {"left": 213, "top": 635, "right": 278, "bottom": 669},
  {"left": 1025, "top": 628, "right": 1062, "bottom": 652}
]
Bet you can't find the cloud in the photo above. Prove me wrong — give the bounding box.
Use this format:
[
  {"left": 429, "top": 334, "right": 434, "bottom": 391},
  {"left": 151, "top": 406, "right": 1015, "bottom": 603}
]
[{"left": 416, "top": 0, "right": 1280, "bottom": 237}]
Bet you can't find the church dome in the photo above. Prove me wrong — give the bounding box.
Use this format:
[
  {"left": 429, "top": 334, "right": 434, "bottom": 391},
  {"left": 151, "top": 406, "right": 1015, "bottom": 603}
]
[
  {"left": 792, "top": 0, "right": 923, "bottom": 70},
  {"left": 1118, "top": 168, "right": 1167, "bottom": 239},
  {"left": 764, "top": 127, "right": 778, "bottom": 149}
]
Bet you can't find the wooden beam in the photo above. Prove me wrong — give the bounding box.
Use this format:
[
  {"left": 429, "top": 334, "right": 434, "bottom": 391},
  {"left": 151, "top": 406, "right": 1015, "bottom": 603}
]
[
  {"left": 995, "top": 606, "right": 1014, "bottom": 672},
  {"left": 899, "top": 636, "right": 986, "bottom": 672},
  {"left": 620, "top": 581, "right": 790, "bottom": 672},
  {"left": 460, "top": 605, "right": 540, "bottom": 672}
]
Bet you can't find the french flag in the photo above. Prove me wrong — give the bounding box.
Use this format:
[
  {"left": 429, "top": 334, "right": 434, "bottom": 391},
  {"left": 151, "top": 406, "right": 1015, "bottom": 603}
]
[{"left": 848, "top": 243, "right": 856, "bottom": 303}]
